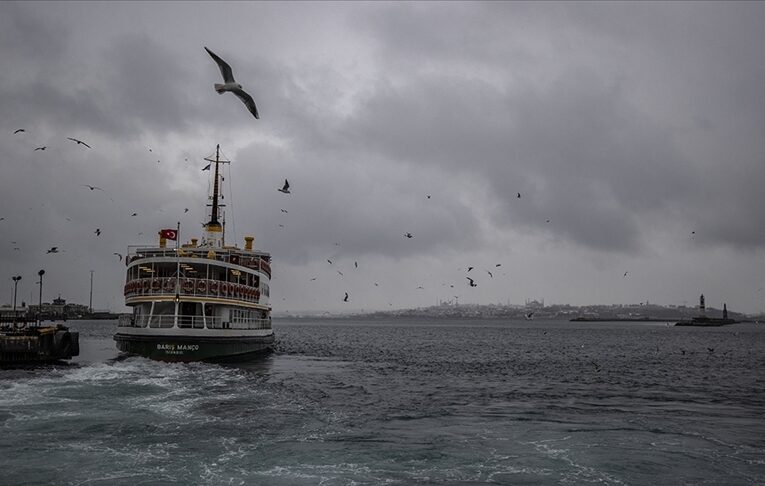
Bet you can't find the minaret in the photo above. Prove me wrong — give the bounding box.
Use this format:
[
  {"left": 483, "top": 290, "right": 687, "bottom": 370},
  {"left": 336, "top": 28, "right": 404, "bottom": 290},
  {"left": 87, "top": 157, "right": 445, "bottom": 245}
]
[
  {"left": 699, "top": 294, "right": 706, "bottom": 317},
  {"left": 723, "top": 303, "right": 728, "bottom": 320}
]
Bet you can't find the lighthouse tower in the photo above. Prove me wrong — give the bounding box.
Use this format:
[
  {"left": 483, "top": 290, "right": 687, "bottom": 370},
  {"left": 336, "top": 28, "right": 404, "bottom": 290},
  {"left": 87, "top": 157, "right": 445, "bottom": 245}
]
[{"left": 699, "top": 294, "right": 706, "bottom": 317}]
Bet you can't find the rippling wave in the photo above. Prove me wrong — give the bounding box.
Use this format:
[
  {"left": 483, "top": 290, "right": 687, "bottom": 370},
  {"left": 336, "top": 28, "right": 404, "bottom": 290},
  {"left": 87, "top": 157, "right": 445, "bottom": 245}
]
[{"left": 1, "top": 319, "right": 763, "bottom": 485}]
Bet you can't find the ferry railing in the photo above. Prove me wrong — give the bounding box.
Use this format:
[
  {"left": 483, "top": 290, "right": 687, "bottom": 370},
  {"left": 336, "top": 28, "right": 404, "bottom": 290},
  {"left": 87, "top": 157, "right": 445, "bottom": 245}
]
[
  {"left": 117, "top": 314, "right": 269, "bottom": 330},
  {"left": 124, "top": 277, "right": 263, "bottom": 304},
  {"left": 125, "top": 249, "right": 271, "bottom": 278},
  {"left": 208, "top": 318, "right": 271, "bottom": 330}
]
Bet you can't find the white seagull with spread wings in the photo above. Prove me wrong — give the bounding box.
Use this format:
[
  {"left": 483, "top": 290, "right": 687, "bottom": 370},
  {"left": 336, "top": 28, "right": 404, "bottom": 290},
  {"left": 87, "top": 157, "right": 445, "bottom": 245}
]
[{"left": 205, "top": 47, "right": 259, "bottom": 119}]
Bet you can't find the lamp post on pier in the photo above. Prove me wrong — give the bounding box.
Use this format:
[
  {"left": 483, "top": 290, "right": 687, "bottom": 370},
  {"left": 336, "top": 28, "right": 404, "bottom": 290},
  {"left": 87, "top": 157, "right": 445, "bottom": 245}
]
[
  {"left": 12, "top": 275, "right": 22, "bottom": 325},
  {"left": 37, "top": 269, "right": 45, "bottom": 326}
]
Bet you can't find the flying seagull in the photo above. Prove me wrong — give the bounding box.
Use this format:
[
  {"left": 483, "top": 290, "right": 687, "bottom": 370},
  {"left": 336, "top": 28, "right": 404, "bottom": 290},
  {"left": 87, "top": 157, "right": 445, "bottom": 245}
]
[
  {"left": 204, "top": 47, "right": 259, "bottom": 119},
  {"left": 486, "top": 270, "right": 493, "bottom": 278},
  {"left": 467, "top": 266, "right": 474, "bottom": 272},
  {"left": 280, "top": 209, "right": 288, "bottom": 213},
  {"left": 184, "top": 208, "right": 189, "bottom": 213},
  {"left": 405, "top": 232, "right": 413, "bottom": 239},
  {"left": 113, "top": 252, "right": 123, "bottom": 262},
  {"left": 327, "top": 259, "right": 333, "bottom": 265},
  {"left": 525, "top": 312, "right": 534, "bottom": 320},
  {"left": 130, "top": 212, "right": 137, "bottom": 217},
  {"left": 34, "top": 146, "right": 46, "bottom": 151},
  {"left": 343, "top": 292, "right": 349, "bottom": 302},
  {"left": 623, "top": 271, "right": 628, "bottom": 277},
  {"left": 278, "top": 180, "right": 290, "bottom": 194},
  {"left": 13, "top": 129, "right": 25, "bottom": 134},
  {"left": 82, "top": 184, "right": 104, "bottom": 191},
  {"left": 47, "top": 247, "right": 59, "bottom": 254},
  {"left": 67, "top": 137, "right": 91, "bottom": 148},
  {"left": 517, "top": 192, "right": 521, "bottom": 199},
  {"left": 95, "top": 228, "right": 101, "bottom": 236},
  {"left": 466, "top": 277, "right": 477, "bottom": 287}
]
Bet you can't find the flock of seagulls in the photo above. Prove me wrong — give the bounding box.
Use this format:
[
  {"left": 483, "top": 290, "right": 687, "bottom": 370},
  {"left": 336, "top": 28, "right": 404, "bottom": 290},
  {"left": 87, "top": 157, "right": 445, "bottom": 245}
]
[{"left": 9, "top": 46, "right": 716, "bottom": 314}]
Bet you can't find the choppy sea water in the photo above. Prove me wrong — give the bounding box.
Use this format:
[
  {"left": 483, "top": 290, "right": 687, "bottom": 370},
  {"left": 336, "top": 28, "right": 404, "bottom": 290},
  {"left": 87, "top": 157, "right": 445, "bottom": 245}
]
[{"left": 1, "top": 318, "right": 764, "bottom": 485}]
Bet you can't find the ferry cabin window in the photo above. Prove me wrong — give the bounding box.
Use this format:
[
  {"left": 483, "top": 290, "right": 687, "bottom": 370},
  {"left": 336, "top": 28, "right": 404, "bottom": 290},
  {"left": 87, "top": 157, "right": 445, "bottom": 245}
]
[{"left": 153, "top": 302, "right": 175, "bottom": 316}]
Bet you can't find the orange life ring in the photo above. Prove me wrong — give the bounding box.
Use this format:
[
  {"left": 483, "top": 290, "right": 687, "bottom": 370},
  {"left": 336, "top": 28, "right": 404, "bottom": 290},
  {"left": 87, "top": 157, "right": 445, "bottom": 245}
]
[
  {"left": 210, "top": 280, "right": 218, "bottom": 294},
  {"left": 164, "top": 278, "right": 174, "bottom": 292},
  {"left": 151, "top": 279, "right": 159, "bottom": 291},
  {"left": 197, "top": 280, "right": 207, "bottom": 293},
  {"left": 221, "top": 282, "right": 229, "bottom": 295},
  {"left": 183, "top": 279, "right": 193, "bottom": 293},
  {"left": 142, "top": 279, "right": 149, "bottom": 291}
]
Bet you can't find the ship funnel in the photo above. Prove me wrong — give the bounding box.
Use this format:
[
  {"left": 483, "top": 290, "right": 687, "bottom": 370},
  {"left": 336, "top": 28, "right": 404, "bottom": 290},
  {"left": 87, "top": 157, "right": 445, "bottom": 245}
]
[{"left": 245, "top": 236, "right": 254, "bottom": 250}]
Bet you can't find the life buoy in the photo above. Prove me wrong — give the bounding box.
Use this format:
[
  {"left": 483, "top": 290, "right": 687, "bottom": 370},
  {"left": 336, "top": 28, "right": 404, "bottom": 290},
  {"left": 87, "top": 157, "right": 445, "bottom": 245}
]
[
  {"left": 197, "top": 280, "right": 206, "bottom": 293},
  {"left": 142, "top": 279, "right": 149, "bottom": 291},
  {"left": 210, "top": 280, "right": 218, "bottom": 294},
  {"left": 151, "top": 279, "right": 160, "bottom": 291},
  {"left": 183, "top": 279, "right": 193, "bottom": 293},
  {"left": 221, "top": 282, "right": 229, "bottom": 296},
  {"left": 164, "top": 278, "right": 174, "bottom": 292},
  {"left": 255, "top": 290, "right": 260, "bottom": 300}
]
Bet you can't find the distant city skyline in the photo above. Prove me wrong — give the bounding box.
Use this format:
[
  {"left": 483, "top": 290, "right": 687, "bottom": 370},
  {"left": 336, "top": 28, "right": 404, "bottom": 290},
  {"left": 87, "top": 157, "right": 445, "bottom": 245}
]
[{"left": 1, "top": 2, "right": 764, "bottom": 314}]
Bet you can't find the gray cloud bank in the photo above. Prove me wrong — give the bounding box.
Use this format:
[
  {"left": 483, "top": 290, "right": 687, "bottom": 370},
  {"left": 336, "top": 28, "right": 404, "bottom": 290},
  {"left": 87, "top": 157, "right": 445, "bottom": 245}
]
[{"left": 1, "top": 2, "right": 764, "bottom": 313}]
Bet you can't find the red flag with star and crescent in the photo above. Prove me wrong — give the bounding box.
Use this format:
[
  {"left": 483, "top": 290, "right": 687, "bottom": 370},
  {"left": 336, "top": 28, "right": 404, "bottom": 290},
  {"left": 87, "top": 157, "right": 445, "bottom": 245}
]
[{"left": 160, "top": 229, "right": 177, "bottom": 240}]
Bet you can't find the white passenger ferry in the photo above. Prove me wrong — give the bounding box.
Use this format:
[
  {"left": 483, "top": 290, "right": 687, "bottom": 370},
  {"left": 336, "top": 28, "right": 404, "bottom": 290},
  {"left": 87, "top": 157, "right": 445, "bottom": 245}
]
[{"left": 114, "top": 145, "right": 273, "bottom": 361}]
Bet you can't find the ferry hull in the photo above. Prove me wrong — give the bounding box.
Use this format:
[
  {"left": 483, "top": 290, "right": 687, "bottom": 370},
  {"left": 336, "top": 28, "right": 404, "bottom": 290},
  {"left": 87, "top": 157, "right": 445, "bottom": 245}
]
[{"left": 114, "top": 333, "right": 274, "bottom": 362}]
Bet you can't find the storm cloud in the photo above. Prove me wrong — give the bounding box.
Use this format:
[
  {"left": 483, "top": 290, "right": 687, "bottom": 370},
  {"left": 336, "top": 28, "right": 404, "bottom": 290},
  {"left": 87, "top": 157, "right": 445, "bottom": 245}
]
[{"left": 1, "top": 2, "right": 764, "bottom": 313}]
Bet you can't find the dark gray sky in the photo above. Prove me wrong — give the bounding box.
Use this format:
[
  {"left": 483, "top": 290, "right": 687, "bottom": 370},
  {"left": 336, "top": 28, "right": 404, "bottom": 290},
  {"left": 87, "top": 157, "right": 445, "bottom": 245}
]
[{"left": 2, "top": 2, "right": 764, "bottom": 314}]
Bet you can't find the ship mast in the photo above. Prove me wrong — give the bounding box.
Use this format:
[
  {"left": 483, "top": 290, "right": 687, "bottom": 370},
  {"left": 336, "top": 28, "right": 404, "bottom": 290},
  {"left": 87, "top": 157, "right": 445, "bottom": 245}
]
[{"left": 203, "top": 144, "right": 229, "bottom": 247}]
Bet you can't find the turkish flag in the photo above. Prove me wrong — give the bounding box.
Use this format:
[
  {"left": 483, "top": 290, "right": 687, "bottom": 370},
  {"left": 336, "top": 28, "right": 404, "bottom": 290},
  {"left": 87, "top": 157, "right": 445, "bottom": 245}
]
[{"left": 160, "top": 229, "right": 177, "bottom": 240}]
